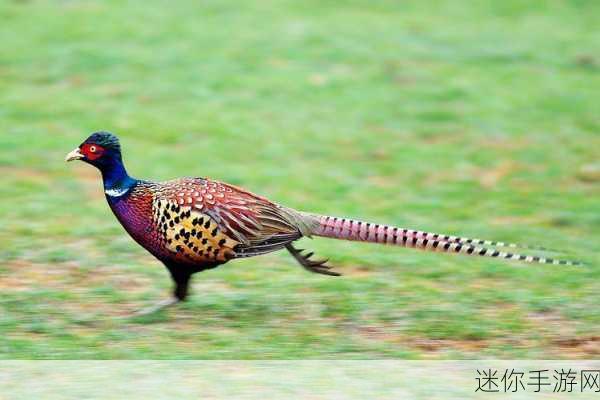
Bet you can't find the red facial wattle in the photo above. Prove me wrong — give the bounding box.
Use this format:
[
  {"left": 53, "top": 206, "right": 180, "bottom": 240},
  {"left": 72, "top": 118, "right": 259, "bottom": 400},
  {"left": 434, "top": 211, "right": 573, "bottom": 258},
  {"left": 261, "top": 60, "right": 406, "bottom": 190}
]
[{"left": 80, "top": 143, "right": 105, "bottom": 160}]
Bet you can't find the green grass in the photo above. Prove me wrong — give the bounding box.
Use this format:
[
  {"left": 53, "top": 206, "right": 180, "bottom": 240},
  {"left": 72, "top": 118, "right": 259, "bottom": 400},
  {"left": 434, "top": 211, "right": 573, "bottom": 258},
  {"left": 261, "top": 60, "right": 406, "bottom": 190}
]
[{"left": 0, "top": 0, "right": 598, "bottom": 359}]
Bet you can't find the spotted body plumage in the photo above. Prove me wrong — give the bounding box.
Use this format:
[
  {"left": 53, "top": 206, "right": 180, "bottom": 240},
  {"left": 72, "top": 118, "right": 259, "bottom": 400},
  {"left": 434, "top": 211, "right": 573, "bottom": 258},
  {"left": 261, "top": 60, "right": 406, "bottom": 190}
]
[
  {"left": 151, "top": 197, "right": 238, "bottom": 263},
  {"left": 66, "top": 132, "right": 583, "bottom": 313}
]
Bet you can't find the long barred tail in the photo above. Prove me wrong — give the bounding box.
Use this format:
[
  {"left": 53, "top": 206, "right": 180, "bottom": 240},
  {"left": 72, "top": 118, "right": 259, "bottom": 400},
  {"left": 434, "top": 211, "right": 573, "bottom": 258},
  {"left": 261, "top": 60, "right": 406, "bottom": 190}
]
[{"left": 311, "top": 215, "right": 582, "bottom": 266}]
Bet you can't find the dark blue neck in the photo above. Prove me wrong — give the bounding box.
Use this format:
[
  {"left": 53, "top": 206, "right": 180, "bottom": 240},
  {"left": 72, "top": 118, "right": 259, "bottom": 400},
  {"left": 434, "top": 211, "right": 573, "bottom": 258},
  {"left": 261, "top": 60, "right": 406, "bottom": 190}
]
[{"left": 99, "top": 156, "right": 137, "bottom": 193}]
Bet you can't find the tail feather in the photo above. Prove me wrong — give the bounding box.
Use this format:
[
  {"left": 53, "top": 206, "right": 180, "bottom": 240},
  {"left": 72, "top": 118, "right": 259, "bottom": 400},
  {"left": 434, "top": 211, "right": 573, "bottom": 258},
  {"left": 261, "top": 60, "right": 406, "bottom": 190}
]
[
  {"left": 385, "top": 227, "right": 552, "bottom": 252},
  {"left": 310, "top": 215, "right": 582, "bottom": 266}
]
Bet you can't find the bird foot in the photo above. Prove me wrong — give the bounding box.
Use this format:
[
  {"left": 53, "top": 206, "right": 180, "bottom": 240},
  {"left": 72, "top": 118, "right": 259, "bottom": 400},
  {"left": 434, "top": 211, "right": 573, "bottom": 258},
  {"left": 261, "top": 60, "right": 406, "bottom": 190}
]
[
  {"left": 286, "top": 243, "right": 341, "bottom": 276},
  {"left": 132, "top": 298, "right": 180, "bottom": 316}
]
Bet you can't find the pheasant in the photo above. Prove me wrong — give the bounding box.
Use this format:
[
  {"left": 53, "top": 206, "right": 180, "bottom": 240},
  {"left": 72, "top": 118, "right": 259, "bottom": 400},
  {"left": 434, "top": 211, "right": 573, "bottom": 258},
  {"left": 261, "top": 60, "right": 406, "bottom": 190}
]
[{"left": 66, "top": 132, "right": 581, "bottom": 313}]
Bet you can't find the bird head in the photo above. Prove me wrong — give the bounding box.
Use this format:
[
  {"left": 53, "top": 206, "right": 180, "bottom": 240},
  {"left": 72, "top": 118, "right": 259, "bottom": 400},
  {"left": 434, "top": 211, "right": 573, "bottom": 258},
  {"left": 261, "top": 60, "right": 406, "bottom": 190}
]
[{"left": 65, "top": 131, "right": 123, "bottom": 169}]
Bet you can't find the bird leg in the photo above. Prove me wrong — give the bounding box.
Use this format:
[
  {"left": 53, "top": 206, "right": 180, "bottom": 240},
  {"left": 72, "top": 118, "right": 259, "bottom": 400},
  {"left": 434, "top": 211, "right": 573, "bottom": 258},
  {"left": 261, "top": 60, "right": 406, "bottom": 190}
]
[
  {"left": 132, "top": 297, "right": 180, "bottom": 316},
  {"left": 132, "top": 268, "right": 191, "bottom": 316},
  {"left": 285, "top": 243, "right": 340, "bottom": 276}
]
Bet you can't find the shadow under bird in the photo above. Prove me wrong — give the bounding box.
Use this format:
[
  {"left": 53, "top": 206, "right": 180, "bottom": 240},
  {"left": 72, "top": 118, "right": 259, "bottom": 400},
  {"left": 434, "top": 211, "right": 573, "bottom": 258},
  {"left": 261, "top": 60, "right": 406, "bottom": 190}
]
[{"left": 66, "top": 132, "right": 581, "bottom": 314}]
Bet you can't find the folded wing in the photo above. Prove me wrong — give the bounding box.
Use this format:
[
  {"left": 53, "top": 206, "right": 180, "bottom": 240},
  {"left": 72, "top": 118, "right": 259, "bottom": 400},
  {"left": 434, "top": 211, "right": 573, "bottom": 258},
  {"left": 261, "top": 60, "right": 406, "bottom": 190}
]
[{"left": 154, "top": 178, "right": 314, "bottom": 259}]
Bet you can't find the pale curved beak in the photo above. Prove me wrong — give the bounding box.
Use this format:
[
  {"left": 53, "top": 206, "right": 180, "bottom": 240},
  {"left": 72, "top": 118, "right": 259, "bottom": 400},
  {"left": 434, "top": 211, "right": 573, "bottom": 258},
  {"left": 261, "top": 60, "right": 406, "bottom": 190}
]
[{"left": 65, "top": 148, "right": 83, "bottom": 162}]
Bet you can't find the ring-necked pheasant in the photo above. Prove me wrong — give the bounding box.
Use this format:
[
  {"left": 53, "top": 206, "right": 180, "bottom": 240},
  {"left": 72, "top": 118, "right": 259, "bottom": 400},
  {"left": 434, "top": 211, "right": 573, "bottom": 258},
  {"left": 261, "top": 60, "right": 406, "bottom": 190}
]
[{"left": 66, "top": 132, "right": 581, "bottom": 314}]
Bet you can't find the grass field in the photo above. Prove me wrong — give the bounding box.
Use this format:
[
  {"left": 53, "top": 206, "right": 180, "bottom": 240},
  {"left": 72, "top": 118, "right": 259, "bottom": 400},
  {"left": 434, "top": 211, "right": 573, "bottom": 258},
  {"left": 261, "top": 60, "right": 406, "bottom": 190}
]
[{"left": 0, "top": 0, "right": 599, "bottom": 359}]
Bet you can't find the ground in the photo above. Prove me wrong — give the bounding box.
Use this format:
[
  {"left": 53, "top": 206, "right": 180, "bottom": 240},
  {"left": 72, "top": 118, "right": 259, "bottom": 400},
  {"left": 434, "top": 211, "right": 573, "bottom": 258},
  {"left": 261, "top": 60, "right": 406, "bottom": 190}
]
[{"left": 0, "top": 0, "right": 599, "bottom": 359}]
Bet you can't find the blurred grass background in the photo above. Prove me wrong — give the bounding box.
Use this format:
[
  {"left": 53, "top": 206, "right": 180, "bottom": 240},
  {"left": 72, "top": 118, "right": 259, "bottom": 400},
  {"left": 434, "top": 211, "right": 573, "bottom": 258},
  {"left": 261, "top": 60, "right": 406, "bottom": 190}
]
[{"left": 0, "top": 0, "right": 598, "bottom": 359}]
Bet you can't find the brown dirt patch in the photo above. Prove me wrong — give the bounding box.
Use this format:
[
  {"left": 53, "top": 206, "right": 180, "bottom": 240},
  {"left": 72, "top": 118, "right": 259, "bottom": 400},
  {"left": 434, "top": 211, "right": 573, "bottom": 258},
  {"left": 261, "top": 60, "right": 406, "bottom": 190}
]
[
  {"left": 473, "top": 160, "right": 517, "bottom": 188},
  {"left": 477, "top": 136, "right": 532, "bottom": 151},
  {"left": 350, "top": 309, "right": 600, "bottom": 358},
  {"left": 0, "top": 259, "right": 156, "bottom": 313},
  {"left": 552, "top": 337, "right": 600, "bottom": 357},
  {"left": 0, "top": 166, "right": 50, "bottom": 183},
  {"left": 341, "top": 265, "right": 375, "bottom": 278}
]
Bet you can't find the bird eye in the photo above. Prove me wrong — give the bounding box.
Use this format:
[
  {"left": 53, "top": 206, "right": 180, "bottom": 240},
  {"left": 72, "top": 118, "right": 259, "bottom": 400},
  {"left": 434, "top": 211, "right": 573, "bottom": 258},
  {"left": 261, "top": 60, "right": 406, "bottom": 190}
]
[{"left": 90, "top": 145, "right": 97, "bottom": 153}]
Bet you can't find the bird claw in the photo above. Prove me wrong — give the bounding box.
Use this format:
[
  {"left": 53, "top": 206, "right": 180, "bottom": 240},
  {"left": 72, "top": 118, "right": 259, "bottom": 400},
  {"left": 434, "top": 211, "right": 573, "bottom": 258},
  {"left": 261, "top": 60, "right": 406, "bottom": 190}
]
[{"left": 286, "top": 244, "right": 341, "bottom": 276}]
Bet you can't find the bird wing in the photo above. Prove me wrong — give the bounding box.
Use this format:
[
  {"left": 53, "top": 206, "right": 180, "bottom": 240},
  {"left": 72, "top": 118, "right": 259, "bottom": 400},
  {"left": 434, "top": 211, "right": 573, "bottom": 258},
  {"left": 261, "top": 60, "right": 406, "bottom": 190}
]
[{"left": 153, "top": 178, "right": 309, "bottom": 258}]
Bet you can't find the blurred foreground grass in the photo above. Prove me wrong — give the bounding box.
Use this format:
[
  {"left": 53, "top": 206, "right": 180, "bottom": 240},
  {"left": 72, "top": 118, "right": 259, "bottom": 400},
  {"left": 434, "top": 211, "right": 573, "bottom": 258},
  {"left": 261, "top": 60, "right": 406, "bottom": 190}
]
[{"left": 0, "top": 0, "right": 599, "bottom": 359}]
